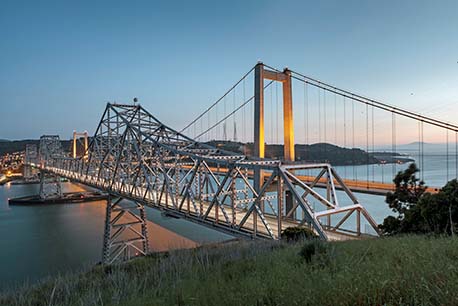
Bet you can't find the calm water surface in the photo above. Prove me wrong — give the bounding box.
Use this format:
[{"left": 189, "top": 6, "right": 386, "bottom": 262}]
[{"left": 0, "top": 182, "right": 232, "bottom": 290}]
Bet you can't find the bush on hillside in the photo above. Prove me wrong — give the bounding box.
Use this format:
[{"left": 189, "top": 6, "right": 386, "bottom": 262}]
[
  {"left": 380, "top": 163, "right": 458, "bottom": 235},
  {"left": 281, "top": 226, "right": 317, "bottom": 242}
]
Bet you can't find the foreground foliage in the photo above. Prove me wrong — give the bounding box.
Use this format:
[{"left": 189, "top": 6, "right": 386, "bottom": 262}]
[
  {"left": 380, "top": 163, "right": 458, "bottom": 235},
  {"left": 281, "top": 226, "right": 317, "bottom": 241},
  {"left": 1, "top": 235, "right": 458, "bottom": 306}
]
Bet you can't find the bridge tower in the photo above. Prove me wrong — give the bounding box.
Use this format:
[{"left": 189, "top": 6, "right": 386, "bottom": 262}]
[
  {"left": 254, "top": 62, "right": 295, "bottom": 219},
  {"left": 38, "top": 135, "right": 64, "bottom": 200},
  {"left": 23, "top": 144, "right": 38, "bottom": 180},
  {"left": 72, "top": 131, "right": 89, "bottom": 159},
  {"left": 254, "top": 62, "right": 294, "bottom": 161}
]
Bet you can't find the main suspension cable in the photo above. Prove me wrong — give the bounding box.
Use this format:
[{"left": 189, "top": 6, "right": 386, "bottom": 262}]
[
  {"left": 195, "top": 81, "right": 274, "bottom": 140},
  {"left": 180, "top": 66, "right": 255, "bottom": 134},
  {"left": 284, "top": 68, "right": 458, "bottom": 132}
]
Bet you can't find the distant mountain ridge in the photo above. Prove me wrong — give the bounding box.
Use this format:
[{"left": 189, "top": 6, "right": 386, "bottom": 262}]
[
  {"left": 0, "top": 139, "right": 74, "bottom": 156},
  {"left": 206, "top": 141, "right": 382, "bottom": 166},
  {"left": 0, "top": 139, "right": 414, "bottom": 165}
]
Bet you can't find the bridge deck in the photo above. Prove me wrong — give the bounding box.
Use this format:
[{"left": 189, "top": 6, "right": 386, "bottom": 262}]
[
  {"left": 184, "top": 165, "right": 439, "bottom": 196},
  {"left": 296, "top": 175, "right": 439, "bottom": 195},
  {"left": 47, "top": 167, "right": 367, "bottom": 241}
]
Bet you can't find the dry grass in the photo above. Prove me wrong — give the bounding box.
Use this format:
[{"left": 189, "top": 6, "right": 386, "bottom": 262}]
[{"left": 1, "top": 235, "right": 458, "bottom": 305}]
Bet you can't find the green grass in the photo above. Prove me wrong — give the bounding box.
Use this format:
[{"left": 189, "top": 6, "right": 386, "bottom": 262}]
[{"left": 2, "top": 235, "right": 458, "bottom": 305}]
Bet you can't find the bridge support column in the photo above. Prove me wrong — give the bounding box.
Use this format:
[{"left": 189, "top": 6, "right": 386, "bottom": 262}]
[
  {"left": 282, "top": 68, "right": 294, "bottom": 162},
  {"left": 102, "top": 195, "right": 149, "bottom": 265},
  {"left": 254, "top": 63, "right": 296, "bottom": 162},
  {"left": 38, "top": 170, "right": 62, "bottom": 200},
  {"left": 281, "top": 68, "right": 295, "bottom": 220},
  {"left": 24, "top": 144, "right": 38, "bottom": 181},
  {"left": 253, "top": 63, "right": 265, "bottom": 196},
  {"left": 72, "top": 130, "right": 89, "bottom": 159},
  {"left": 254, "top": 63, "right": 296, "bottom": 219}
]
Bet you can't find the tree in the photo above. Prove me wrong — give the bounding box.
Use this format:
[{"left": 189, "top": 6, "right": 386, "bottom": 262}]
[{"left": 379, "top": 163, "right": 458, "bottom": 236}]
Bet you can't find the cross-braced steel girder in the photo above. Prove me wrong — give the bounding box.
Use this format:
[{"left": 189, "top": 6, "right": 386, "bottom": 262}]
[
  {"left": 35, "top": 103, "right": 381, "bottom": 262},
  {"left": 23, "top": 144, "right": 38, "bottom": 180},
  {"left": 39, "top": 135, "right": 64, "bottom": 167},
  {"left": 38, "top": 169, "right": 63, "bottom": 200},
  {"left": 102, "top": 195, "right": 149, "bottom": 264}
]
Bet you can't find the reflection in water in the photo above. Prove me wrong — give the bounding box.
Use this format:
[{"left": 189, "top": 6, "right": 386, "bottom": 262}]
[{"left": 0, "top": 182, "right": 230, "bottom": 290}]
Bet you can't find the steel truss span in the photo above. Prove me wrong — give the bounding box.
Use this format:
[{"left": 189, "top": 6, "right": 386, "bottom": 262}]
[{"left": 35, "top": 103, "right": 380, "bottom": 264}]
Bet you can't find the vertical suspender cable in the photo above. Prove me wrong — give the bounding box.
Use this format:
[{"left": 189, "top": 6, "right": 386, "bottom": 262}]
[
  {"left": 421, "top": 121, "right": 424, "bottom": 181},
  {"left": 343, "top": 96, "right": 347, "bottom": 178},
  {"left": 276, "top": 81, "right": 279, "bottom": 144},
  {"left": 371, "top": 106, "right": 375, "bottom": 182},
  {"left": 304, "top": 81, "right": 308, "bottom": 177},
  {"left": 208, "top": 112, "right": 210, "bottom": 142},
  {"left": 392, "top": 112, "right": 396, "bottom": 180},
  {"left": 214, "top": 105, "right": 218, "bottom": 139},
  {"left": 318, "top": 89, "right": 322, "bottom": 157},
  {"left": 366, "top": 103, "right": 369, "bottom": 188},
  {"left": 418, "top": 121, "right": 421, "bottom": 172},
  {"left": 323, "top": 89, "right": 327, "bottom": 161},
  {"left": 334, "top": 92, "right": 337, "bottom": 146},
  {"left": 270, "top": 82, "right": 273, "bottom": 144},
  {"left": 352, "top": 99, "right": 356, "bottom": 181},
  {"left": 455, "top": 131, "right": 457, "bottom": 179},
  {"left": 200, "top": 115, "right": 203, "bottom": 142},
  {"left": 305, "top": 81, "right": 309, "bottom": 176},
  {"left": 243, "top": 78, "right": 246, "bottom": 143},
  {"left": 304, "top": 81, "right": 307, "bottom": 145},
  {"left": 446, "top": 129, "right": 449, "bottom": 182},
  {"left": 223, "top": 96, "right": 227, "bottom": 141},
  {"left": 233, "top": 88, "right": 236, "bottom": 141},
  {"left": 307, "top": 83, "right": 310, "bottom": 146},
  {"left": 216, "top": 100, "right": 219, "bottom": 140}
]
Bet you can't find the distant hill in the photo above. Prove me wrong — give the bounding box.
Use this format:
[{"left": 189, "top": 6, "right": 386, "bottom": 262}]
[
  {"left": 205, "top": 141, "right": 380, "bottom": 166},
  {"left": 406, "top": 141, "right": 430, "bottom": 145},
  {"left": 394, "top": 142, "right": 450, "bottom": 155},
  {"left": 0, "top": 140, "right": 39, "bottom": 155},
  {"left": 0, "top": 139, "right": 76, "bottom": 156},
  {"left": 0, "top": 139, "right": 412, "bottom": 165}
]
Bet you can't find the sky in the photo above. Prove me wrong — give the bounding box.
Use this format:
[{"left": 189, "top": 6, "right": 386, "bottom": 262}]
[{"left": 1, "top": 0, "right": 458, "bottom": 144}]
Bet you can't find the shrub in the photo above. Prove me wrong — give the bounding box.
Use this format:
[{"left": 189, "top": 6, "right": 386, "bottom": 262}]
[
  {"left": 281, "top": 226, "right": 317, "bottom": 242},
  {"left": 299, "top": 240, "right": 334, "bottom": 268}
]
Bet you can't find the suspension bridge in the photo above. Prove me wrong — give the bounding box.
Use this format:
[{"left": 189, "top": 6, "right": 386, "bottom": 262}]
[{"left": 25, "top": 62, "right": 458, "bottom": 264}]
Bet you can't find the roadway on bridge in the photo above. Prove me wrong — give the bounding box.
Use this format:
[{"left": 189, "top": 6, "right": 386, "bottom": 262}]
[{"left": 47, "top": 166, "right": 369, "bottom": 241}]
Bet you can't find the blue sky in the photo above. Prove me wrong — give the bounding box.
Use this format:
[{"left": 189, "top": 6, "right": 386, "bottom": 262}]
[{"left": 1, "top": 0, "right": 457, "bottom": 141}]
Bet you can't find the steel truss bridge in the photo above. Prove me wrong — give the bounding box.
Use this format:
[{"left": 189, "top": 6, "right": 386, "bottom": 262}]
[{"left": 29, "top": 62, "right": 458, "bottom": 264}]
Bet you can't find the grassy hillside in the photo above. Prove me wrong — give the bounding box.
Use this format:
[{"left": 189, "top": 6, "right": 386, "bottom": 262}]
[{"left": 1, "top": 235, "right": 458, "bottom": 305}]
